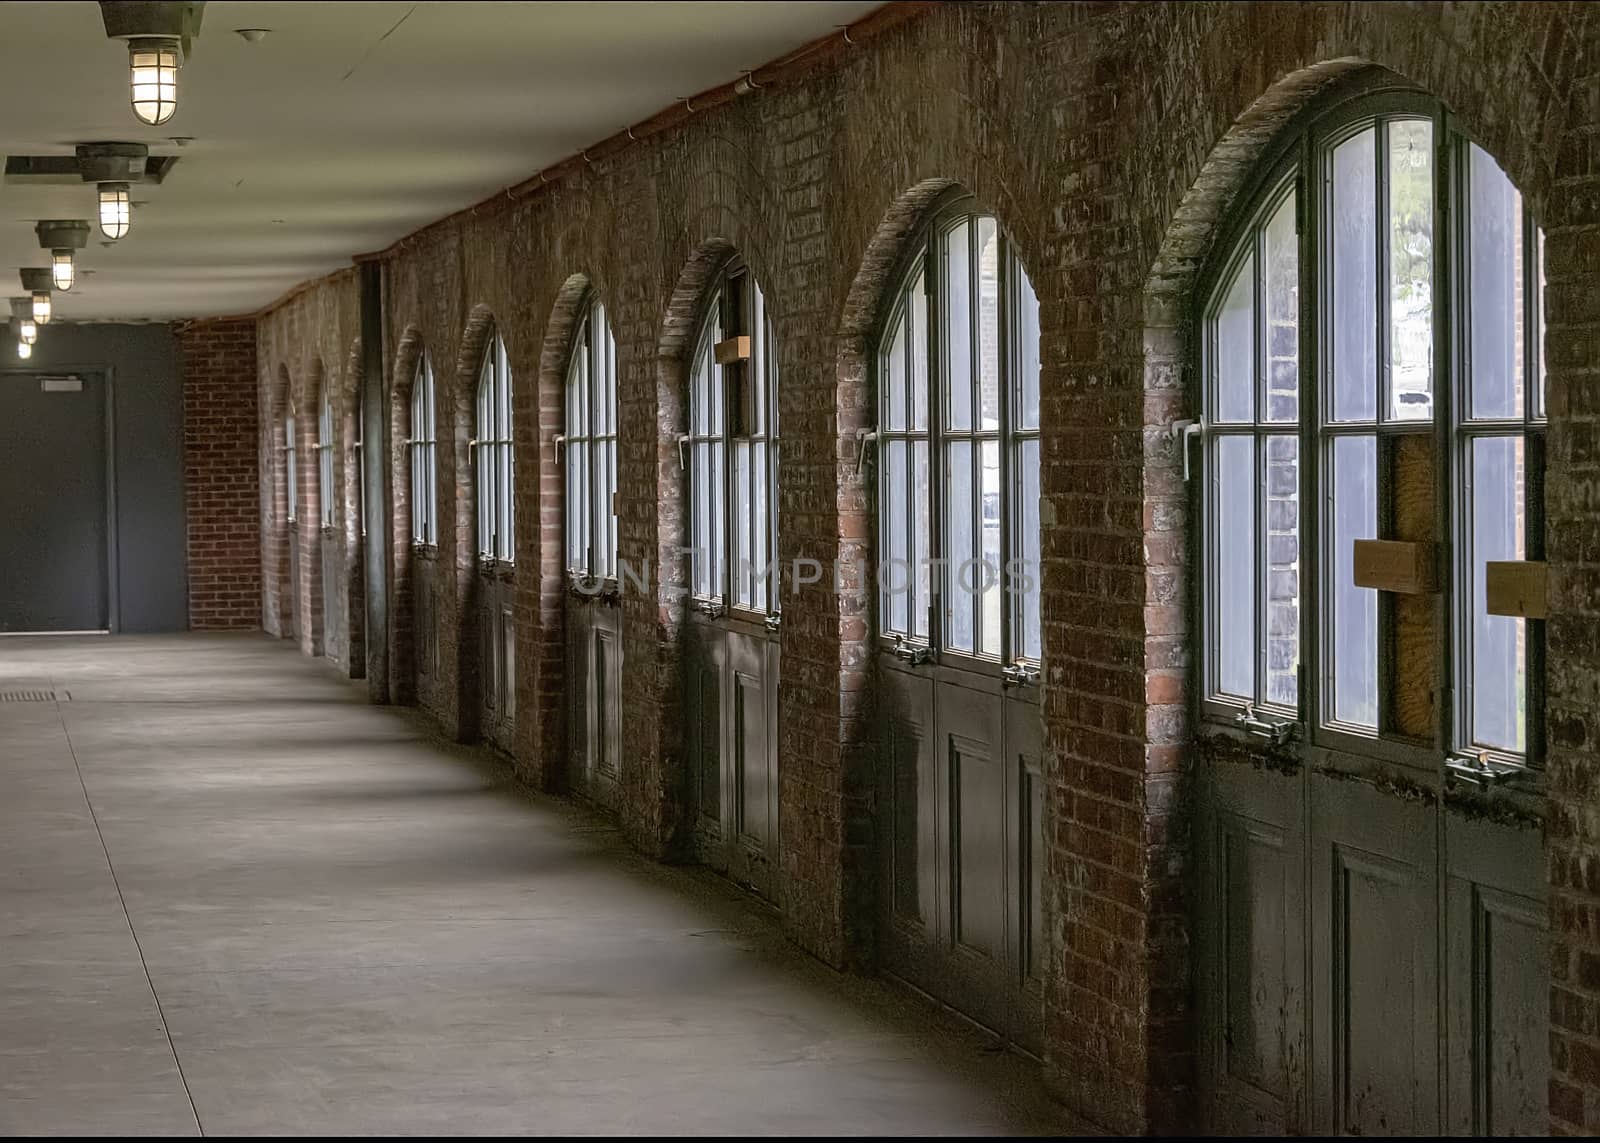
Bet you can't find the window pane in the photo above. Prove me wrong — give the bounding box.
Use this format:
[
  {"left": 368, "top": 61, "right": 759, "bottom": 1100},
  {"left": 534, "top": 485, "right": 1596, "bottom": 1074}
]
[
  {"left": 1213, "top": 435, "right": 1255, "bottom": 700},
  {"left": 1470, "top": 436, "right": 1526, "bottom": 752},
  {"left": 1019, "top": 437, "right": 1041, "bottom": 660},
  {"left": 885, "top": 304, "right": 908, "bottom": 432},
  {"left": 710, "top": 441, "right": 724, "bottom": 598},
  {"left": 693, "top": 441, "right": 710, "bottom": 597},
  {"left": 1388, "top": 119, "right": 1434, "bottom": 421},
  {"left": 1468, "top": 144, "right": 1524, "bottom": 420},
  {"left": 883, "top": 439, "right": 909, "bottom": 634},
  {"left": 911, "top": 270, "right": 930, "bottom": 432},
  {"left": 734, "top": 440, "right": 752, "bottom": 608},
  {"left": 1265, "top": 434, "right": 1300, "bottom": 707},
  {"left": 946, "top": 439, "right": 974, "bottom": 653},
  {"left": 568, "top": 439, "right": 586, "bottom": 570},
  {"left": 1332, "top": 128, "right": 1378, "bottom": 422},
  {"left": 1264, "top": 192, "right": 1299, "bottom": 423},
  {"left": 285, "top": 415, "right": 297, "bottom": 522},
  {"left": 1330, "top": 435, "right": 1378, "bottom": 728},
  {"left": 751, "top": 439, "right": 768, "bottom": 611},
  {"left": 1536, "top": 229, "right": 1547, "bottom": 419},
  {"left": 1018, "top": 263, "right": 1041, "bottom": 431},
  {"left": 1214, "top": 253, "right": 1254, "bottom": 424},
  {"left": 945, "top": 220, "right": 972, "bottom": 432},
  {"left": 912, "top": 440, "right": 931, "bottom": 641},
  {"left": 977, "top": 217, "right": 1001, "bottom": 432},
  {"left": 606, "top": 438, "right": 617, "bottom": 578},
  {"left": 980, "top": 437, "right": 1001, "bottom": 657}
]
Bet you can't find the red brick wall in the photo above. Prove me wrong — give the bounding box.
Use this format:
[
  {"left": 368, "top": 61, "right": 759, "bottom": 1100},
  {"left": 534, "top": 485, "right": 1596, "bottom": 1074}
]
[
  {"left": 178, "top": 318, "right": 261, "bottom": 630},
  {"left": 243, "top": 2, "right": 1600, "bottom": 1133}
]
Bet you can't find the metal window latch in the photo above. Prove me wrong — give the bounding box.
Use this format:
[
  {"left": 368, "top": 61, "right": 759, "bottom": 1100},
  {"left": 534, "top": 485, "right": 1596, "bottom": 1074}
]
[
  {"left": 553, "top": 433, "right": 567, "bottom": 453},
  {"left": 1235, "top": 704, "right": 1298, "bottom": 746},
  {"left": 692, "top": 597, "right": 725, "bottom": 620},
  {"left": 891, "top": 633, "right": 933, "bottom": 665},
  {"left": 1002, "top": 661, "right": 1039, "bottom": 688},
  {"left": 853, "top": 427, "right": 877, "bottom": 476},
  {"left": 764, "top": 612, "right": 781, "bottom": 633},
  {"left": 468, "top": 437, "right": 481, "bottom": 452},
  {"left": 1445, "top": 751, "right": 1519, "bottom": 788},
  {"left": 678, "top": 433, "right": 690, "bottom": 470},
  {"left": 1168, "top": 419, "right": 1202, "bottom": 482}
]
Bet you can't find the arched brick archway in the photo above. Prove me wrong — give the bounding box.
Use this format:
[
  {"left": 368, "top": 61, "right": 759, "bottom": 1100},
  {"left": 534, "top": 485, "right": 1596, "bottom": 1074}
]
[
  {"left": 338, "top": 336, "right": 366, "bottom": 678},
  {"left": 448, "top": 304, "right": 498, "bottom": 743},
  {"left": 525, "top": 271, "right": 599, "bottom": 791},
  {"left": 1092, "top": 5, "right": 1586, "bottom": 1131},
  {"left": 388, "top": 324, "right": 425, "bottom": 705}
]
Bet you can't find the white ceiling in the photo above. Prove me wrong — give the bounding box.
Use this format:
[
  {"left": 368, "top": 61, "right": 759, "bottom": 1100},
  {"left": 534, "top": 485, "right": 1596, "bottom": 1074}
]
[{"left": 0, "top": 1, "right": 880, "bottom": 321}]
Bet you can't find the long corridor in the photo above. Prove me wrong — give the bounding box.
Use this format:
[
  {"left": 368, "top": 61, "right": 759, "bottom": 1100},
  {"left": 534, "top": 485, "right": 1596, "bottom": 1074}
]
[{"left": 0, "top": 635, "right": 1068, "bottom": 1136}]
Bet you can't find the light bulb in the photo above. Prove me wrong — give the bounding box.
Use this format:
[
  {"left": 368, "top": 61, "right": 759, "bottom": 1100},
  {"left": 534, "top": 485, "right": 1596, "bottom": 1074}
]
[
  {"left": 51, "top": 251, "right": 74, "bottom": 291},
  {"left": 17, "top": 340, "right": 31, "bottom": 360},
  {"left": 32, "top": 292, "right": 50, "bottom": 326},
  {"left": 19, "top": 318, "right": 37, "bottom": 345},
  {"left": 129, "top": 39, "right": 179, "bottom": 126},
  {"left": 98, "top": 183, "right": 131, "bottom": 240}
]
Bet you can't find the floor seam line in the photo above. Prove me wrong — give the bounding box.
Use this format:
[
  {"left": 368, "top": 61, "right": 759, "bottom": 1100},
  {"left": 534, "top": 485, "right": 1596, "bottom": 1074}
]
[{"left": 55, "top": 697, "right": 207, "bottom": 1138}]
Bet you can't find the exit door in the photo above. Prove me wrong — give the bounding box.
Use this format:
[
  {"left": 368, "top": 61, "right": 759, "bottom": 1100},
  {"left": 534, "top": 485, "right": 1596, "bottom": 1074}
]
[{"left": 0, "top": 372, "right": 109, "bottom": 632}]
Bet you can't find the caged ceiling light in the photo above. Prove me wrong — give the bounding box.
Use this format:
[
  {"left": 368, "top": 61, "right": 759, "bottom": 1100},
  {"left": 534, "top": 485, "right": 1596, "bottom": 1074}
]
[
  {"left": 16, "top": 339, "right": 31, "bottom": 360},
  {"left": 11, "top": 300, "right": 38, "bottom": 346},
  {"left": 98, "top": 182, "right": 131, "bottom": 240},
  {"left": 128, "top": 37, "right": 179, "bottom": 125},
  {"left": 35, "top": 221, "right": 91, "bottom": 292},
  {"left": 100, "top": 3, "right": 204, "bottom": 127},
  {"left": 21, "top": 270, "right": 54, "bottom": 326},
  {"left": 73, "top": 144, "right": 149, "bottom": 241}
]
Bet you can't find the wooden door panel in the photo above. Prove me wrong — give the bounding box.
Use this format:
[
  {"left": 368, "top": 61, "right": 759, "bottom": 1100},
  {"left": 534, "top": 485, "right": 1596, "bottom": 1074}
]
[
  {"left": 1311, "top": 775, "right": 1438, "bottom": 1137},
  {"left": 1222, "top": 817, "right": 1292, "bottom": 1102},
  {"left": 1445, "top": 814, "right": 1548, "bottom": 1136},
  {"left": 951, "top": 736, "right": 1005, "bottom": 963}
]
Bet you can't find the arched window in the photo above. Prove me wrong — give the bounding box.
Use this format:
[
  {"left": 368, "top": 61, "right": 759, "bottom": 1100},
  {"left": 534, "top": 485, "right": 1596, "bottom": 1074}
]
[
  {"left": 475, "top": 333, "right": 513, "bottom": 563},
  {"left": 878, "top": 199, "right": 1042, "bottom": 665},
  {"left": 687, "top": 258, "right": 778, "bottom": 614},
  {"left": 1199, "top": 84, "right": 1546, "bottom": 767},
  {"left": 565, "top": 298, "right": 618, "bottom": 580},
  {"left": 409, "top": 354, "right": 437, "bottom": 545},
  {"left": 317, "top": 382, "right": 335, "bottom": 529},
  {"left": 284, "top": 402, "right": 298, "bottom": 524}
]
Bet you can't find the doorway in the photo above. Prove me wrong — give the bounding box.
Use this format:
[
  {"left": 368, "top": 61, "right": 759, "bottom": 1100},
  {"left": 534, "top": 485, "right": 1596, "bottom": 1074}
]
[{"left": 0, "top": 371, "right": 111, "bottom": 632}]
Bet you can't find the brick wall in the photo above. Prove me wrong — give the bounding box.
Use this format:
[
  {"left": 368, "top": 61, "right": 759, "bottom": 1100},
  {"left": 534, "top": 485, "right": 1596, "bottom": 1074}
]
[
  {"left": 243, "top": 2, "right": 1600, "bottom": 1133},
  {"left": 178, "top": 318, "right": 261, "bottom": 630}
]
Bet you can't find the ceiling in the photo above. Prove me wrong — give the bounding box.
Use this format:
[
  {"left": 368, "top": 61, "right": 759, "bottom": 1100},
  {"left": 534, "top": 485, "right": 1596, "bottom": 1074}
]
[{"left": 0, "top": 1, "right": 880, "bottom": 322}]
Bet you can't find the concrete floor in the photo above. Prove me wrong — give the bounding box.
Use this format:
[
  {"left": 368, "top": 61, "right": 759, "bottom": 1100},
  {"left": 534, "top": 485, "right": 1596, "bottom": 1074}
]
[{"left": 0, "top": 633, "right": 1072, "bottom": 1136}]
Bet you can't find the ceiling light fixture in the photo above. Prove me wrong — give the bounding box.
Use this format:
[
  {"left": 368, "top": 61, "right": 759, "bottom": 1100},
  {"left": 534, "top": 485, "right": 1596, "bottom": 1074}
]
[
  {"left": 17, "top": 340, "right": 32, "bottom": 360},
  {"left": 21, "top": 271, "right": 54, "bottom": 326},
  {"left": 35, "top": 221, "right": 91, "bottom": 292},
  {"left": 73, "top": 143, "right": 149, "bottom": 240},
  {"left": 100, "top": 3, "right": 204, "bottom": 127},
  {"left": 129, "top": 38, "right": 180, "bottom": 125},
  {"left": 98, "top": 183, "right": 131, "bottom": 240},
  {"left": 11, "top": 300, "right": 38, "bottom": 346}
]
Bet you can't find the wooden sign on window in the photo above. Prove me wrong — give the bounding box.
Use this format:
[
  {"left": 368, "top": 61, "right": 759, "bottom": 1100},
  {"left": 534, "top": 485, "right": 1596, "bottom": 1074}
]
[
  {"left": 1352, "top": 539, "right": 1438, "bottom": 594},
  {"left": 1485, "top": 560, "right": 1547, "bottom": 619}
]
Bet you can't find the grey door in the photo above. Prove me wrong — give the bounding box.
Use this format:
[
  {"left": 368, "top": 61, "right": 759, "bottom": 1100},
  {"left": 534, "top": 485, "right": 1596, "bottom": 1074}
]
[
  {"left": 567, "top": 593, "right": 621, "bottom": 807},
  {"left": 0, "top": 372, "right": 108, "bottom": 632},
  {"left": 1198, "top": 748, "right": 1547, "bottom": 1135},
  {"left": 687, "top": 614, "right": 779, "bottom": 898},
  {"left": 412, "top": 552, "right": 438, "bottom": 694},
  {"left": 877, "top": 655, "right": 1043, "bottom": 1052},
  {"left": 479, "top": 567, "right": 514, "bottom": 752}
]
